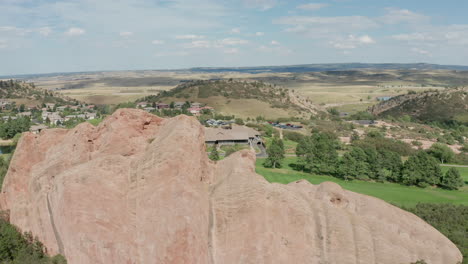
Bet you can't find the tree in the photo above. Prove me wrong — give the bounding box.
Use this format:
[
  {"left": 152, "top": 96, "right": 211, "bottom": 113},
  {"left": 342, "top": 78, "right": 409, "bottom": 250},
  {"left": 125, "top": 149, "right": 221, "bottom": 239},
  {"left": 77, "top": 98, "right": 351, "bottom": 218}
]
[
  {"left": 440, "top": 168, "right": 464, "bottom": 190},
  {"left": 427, "top": 143, "right": 455, "bottom": 164},
  {"left": 338, "top": 147, "right": 372, "bottom": 180},
  {"left": 264, "top": 137, "right": 285, "bottom": 168},
  {"left": 400, "top": 151, "right": 442, "bottom": 187},
  {"left": 296, "top": 132, "right": 339, "bottom": 175},
  {"left": 235, "top": 118, "right": 244, "bottom": 125},
  {"left": 209, "top": 146, "right": 220, "bottom": 161}
]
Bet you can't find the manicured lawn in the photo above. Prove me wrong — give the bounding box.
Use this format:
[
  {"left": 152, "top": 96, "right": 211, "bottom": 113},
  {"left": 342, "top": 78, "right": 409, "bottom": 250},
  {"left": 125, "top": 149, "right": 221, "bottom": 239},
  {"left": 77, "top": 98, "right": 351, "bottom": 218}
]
[{"left": 255, "top": 157, "right": 468, "bottom": 207}]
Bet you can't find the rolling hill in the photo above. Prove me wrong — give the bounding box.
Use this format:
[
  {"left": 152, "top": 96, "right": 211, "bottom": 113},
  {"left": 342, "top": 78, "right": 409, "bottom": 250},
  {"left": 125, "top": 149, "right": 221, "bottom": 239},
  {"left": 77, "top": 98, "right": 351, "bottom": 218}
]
[
  {"left": 0, "top": 79, "right": 79, "bottom": 106},
  {"left": 138, "top": 80, "right": 323, "bottom": 119},
  {"left": 369, "top": 88, "right": 468, "bottom": 124}
]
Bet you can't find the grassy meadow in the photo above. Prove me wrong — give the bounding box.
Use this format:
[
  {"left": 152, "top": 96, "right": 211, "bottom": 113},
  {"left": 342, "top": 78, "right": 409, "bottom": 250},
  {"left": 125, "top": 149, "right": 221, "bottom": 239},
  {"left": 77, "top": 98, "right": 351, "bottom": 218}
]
[{"left": 255, "top": 157, "right": 468, "bottom": 207}]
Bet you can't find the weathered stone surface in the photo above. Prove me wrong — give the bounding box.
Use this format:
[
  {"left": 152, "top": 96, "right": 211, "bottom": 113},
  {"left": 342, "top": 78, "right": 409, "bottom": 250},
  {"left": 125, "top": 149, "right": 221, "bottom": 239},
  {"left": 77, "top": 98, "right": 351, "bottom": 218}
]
[{"left": 0, "top": 109, "right": 462, "bottom": 264}]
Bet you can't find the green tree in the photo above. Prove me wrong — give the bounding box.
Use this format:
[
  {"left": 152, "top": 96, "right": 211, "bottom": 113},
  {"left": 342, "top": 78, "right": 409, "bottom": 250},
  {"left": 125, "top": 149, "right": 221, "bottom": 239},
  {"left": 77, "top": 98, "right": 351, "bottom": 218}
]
[
  {"left": 400, "top": 151, "right": 442, "bottom": 187},
  {"left": 209, "top": 146, "right": 220, "bottom": 161},
  {"left": 338, "top": 147, "right": 372, "bottom": 180},
  {"left": 296, "top": 132, "right": 339, "bottom": 175},
  {"left": 427, "top": 143, "right": 455, "bottom": 164},
  {"left": 440, "top": 168, "right": 464, "bottom": 190},
  {"left": 264, "top": 137, "right": 285, "bottom": 168},
  {"left": 234, "top": 118, "right": 244, "bottom": 125}
]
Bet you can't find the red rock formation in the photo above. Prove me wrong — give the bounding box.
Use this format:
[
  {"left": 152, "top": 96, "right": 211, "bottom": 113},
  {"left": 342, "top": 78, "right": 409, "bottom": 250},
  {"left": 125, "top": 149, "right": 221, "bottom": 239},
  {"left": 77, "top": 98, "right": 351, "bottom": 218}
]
[{"left": 0, "top": 109, "right": 462, "bottom": 264}]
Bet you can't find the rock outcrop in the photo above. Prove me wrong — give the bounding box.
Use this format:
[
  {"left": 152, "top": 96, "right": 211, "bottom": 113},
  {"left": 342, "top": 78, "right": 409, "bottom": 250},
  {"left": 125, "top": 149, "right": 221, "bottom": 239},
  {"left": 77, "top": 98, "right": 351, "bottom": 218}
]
[{"left": 0, "top": 109, "right": 462, "bottom": 264}]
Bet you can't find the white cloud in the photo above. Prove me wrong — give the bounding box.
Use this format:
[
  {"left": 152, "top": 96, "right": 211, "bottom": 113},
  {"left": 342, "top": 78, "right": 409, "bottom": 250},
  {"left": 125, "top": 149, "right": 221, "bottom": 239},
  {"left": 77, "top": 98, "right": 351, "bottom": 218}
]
[
  {"left": 412, "top": 47, "right": 431, "bottom": 56},
  {"left": 38, "top": 27, "right": 52, "bottom": 36},
  {"left": 243, "top": 0, "right": 277, "bottom": 10},
  {"left": 392, "top": 25, "right": 468, "bottom": 46},
  {"left": 151, "top": 40, "right": 164, "bottom": 45},
  {"left": 185, "top": 40, "right": 211, "bottom": 48},
  {"left": 329, "top": 34, "right": 375, "bottom": 50},
  {"left": 0, "top": 40, "right": 7, "bottom": 49},
  {"left": 380, "top": 8, "right": 429, "bottom": 25},
  {"left": 258, "top": 45, "right": 292, "bottom": 54},
  {"left": 155, "top": 51, "right": 189, "bottom": 57},
  {"left": 224, "top": 48, "right": 239, "bottom": 54},
  {"left": 275, "top": 16, "right": 379, "bottom": 37},
  {"left": 271, "top": 40, "right": 280, "bottom": 45},
  {"left": 219, "top": 38, "right": 249, "bottom": 45},
  {"left": 65, "top": 27, "right": 85, "bottom": 36},
  {"left": 297, "top": 3, "right": 328, "bottom": 11},
  {"left": 357, "top": 35, "right": 375, "bottom": 44},
  {"left": 175, "top": 34, "right": 205, "bottom": 39},
  {"left": 231, "top": 28, "right": 241, "bottom": 34},
  {"left": 119, "top": 31, "right": 133, "bottom": 37},
  {"left": 255, "top": 32, "right": 265, "bottom": 36}
]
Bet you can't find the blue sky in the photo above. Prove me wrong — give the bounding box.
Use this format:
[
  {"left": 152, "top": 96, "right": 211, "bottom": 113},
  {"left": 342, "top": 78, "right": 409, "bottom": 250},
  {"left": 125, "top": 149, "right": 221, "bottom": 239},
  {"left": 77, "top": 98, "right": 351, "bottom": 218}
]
[{"left": 1, "top": 0, "right": 468, "bottom": 75}]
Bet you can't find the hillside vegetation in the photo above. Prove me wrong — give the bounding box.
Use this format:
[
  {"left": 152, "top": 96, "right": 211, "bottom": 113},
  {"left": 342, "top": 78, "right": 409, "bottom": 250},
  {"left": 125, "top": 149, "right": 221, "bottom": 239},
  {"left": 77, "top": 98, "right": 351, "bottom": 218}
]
[
  {"left": 139, "top": 80, "right": 322, "bottom": 118},
  {"left": 370, "top": 88, "right": 468, "bottom": 124},
  {"left": 0, "top": 80, "right": 78, "bottom": 106}
]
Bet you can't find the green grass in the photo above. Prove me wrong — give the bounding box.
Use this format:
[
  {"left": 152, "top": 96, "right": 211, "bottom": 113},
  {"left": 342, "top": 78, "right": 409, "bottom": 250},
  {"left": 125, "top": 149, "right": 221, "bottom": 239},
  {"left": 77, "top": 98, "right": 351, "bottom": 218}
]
[{"left": 255, "top": 157, "right": 468, "bottom": 207}]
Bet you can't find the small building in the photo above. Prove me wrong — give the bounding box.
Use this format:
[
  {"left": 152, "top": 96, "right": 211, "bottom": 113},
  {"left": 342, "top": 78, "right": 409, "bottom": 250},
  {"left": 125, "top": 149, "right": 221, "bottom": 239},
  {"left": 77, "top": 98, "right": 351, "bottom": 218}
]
[
  {"left": 30, "top": 124, "right": 48, "bottom": 134},
  {"left": 45, "top": 103, "right": 56, "bottom": 109},
  {"left": 205, "top": 126, "right": 261, "bottom": 146},
  {"left": 137, "top": 102, "right": 148, "bottom": 108},
  {"left": 86, "top": 113, "right": 97, "bottom": 120},
  {"left": 174, "top": 102, "right": 185, "bottom": 109},
  {"left": 156, "top": 103, "right": 169, "bottom": 109},
  {"left": 56, "top": 106, "right": 68, "bottom": 111},
  {"left": 144, "top": 107, "right": 156, "bottom": 112},
  {"left": 191, "top": 102, "right": 202, "bottom": 108},
  {"left": 87, "top": 105, "right": 96, "bottom": 109},
  {"left": 17, "top": 112, "right": 32, "bottom": 117},
  {"left": 0, "top": 100, "right": 11, "bottom": 110}
]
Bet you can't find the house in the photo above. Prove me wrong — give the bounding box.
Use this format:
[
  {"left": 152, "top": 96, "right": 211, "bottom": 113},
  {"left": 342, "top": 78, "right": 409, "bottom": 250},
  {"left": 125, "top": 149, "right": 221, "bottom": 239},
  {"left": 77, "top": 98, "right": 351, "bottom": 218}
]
[
  {"left": 57, "top": 106, "right": 68, "bottom": 111},
  {"left": 188, "top": 107, "right": 202, "bottom": 115},
  {"left": 191, "top": 102, "right": 202, "bottom": 108},
  {"left": 45, "top": 103, "right": 56, "bottom": 109},
  {"left": 144, "top": 107, "right": 156, "bottom": 112},
  {"left": 0, "top": 100, "right": 10, "bottom": 110},
  {"left": 174, "top": 102, "right": 185, "bottom": 109},
  {"left": 17, "top": 112, "right": 32, "bottom": 117},
  {"left": 2, "top": 116, "right": 17, "bottom": 121},
  {"left": 30, "top": 124, "right": 48, "bottom": 134},
  {"left": 156, "top": 103, "right": 169, "bottom": 109},
  {"left": 137, "top": 102, "right": 148, "bottom": 108},
  {"left": 87, "top": 105, "right": 96, "bottom": 109},
  {"left": 205, "top": 126, "right": 261, "bottom": 146},
  {"left": 86, "top": 113, "right": 97, "bottom": 120},
  {"left": 43, "top": 112, "right": 63, "bottom": 124}
]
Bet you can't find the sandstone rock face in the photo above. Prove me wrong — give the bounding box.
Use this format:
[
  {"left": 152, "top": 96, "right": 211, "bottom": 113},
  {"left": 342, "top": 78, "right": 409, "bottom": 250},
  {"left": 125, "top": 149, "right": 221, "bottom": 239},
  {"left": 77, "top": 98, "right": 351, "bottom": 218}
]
[{"left": 0, "top": 109, "right": 462, "bottom": 264}]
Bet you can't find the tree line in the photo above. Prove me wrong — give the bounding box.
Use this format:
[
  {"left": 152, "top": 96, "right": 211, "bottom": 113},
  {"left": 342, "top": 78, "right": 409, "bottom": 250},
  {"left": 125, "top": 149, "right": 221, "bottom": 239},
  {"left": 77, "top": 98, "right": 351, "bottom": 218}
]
[{"left": 264, "top": 131, "right": 464, "bottom": 190}]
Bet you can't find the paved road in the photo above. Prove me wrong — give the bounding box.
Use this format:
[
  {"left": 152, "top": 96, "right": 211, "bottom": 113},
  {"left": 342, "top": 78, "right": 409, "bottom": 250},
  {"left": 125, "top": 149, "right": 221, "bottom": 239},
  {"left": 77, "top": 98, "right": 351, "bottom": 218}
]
[{"left": 256, "top": 144, "right": 267, "bottom": 158}]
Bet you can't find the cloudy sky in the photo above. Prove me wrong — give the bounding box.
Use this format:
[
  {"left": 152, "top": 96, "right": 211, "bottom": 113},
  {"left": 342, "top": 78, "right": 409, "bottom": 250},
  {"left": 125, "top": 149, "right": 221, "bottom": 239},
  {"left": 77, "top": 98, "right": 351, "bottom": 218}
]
[{"left": 1, "top": 0, "right": 468, "bottom": 75}]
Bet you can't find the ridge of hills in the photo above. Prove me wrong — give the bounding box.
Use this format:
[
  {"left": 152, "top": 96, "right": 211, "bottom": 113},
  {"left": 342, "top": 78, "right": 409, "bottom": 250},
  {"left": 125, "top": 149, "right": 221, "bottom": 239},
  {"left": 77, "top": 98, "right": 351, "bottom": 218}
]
[
  {"left": 0, "top": 80, "right": 78, "bottom": 106},
  {"left": 369, "top": 88, "right": 468, "bottom": 124},
  {"left": 138, "top": 80, "right": 323, "bottom": 118}
]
